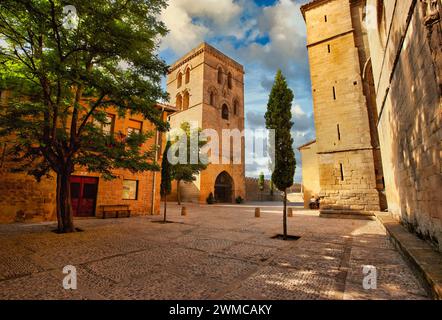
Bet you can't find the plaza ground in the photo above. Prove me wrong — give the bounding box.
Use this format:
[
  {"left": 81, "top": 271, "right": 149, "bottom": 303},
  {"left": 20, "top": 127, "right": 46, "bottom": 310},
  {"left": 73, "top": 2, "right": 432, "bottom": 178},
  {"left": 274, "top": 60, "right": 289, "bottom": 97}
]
[{"left": 0, "top": 201, "right": 428, "bottom": 300}]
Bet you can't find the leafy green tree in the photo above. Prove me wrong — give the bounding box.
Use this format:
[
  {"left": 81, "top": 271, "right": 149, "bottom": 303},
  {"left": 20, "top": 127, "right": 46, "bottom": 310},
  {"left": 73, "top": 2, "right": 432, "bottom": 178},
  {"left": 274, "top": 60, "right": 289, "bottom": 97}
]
[
  {"left": 0, "top": 0, "right": 169, "bottom": 233},
  {"left": 170, "top": 122, "right": 207, "bottom": 205},
  {"left": 160, "top": 141, "right": 172, "bottom": 223},
  {"left": 265, "top": 70, "right": 296, "bottom": 240},
  {"left": 258, "top": 171, "right": 265, "bottom": 201}
]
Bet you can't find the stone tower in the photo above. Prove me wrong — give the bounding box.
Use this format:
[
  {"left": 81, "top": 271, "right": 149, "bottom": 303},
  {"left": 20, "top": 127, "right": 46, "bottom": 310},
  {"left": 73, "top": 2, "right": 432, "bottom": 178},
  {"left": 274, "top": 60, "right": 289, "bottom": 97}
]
[
  {"left": 166, "top": 43, "right": 246, "bottom": 203},
  {"left": 301, "top": 0, "right": 386, "bottom": 214}
]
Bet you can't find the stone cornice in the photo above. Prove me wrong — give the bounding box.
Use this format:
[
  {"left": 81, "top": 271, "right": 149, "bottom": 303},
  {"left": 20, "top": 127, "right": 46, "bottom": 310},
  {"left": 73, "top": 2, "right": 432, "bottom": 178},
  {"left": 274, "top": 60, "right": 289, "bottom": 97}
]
[
  {"left": 300, "top": 0, "right": 333, "bottom": 19},
  {"left": 168, "top": 43, "right": 244, "bottom": 75}
]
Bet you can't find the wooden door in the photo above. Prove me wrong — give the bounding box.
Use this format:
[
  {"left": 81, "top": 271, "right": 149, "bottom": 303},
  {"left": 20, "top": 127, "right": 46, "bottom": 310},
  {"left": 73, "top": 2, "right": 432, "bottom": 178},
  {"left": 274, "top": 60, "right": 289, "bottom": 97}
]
[{"left": 70, "top": 176, "right": 99, "bottom": 217}]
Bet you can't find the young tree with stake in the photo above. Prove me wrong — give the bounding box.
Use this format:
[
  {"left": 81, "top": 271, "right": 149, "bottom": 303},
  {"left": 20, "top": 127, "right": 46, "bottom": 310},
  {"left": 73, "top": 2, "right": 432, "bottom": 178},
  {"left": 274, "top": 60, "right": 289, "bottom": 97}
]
[
  {"left": 265, "top": 70, "right": 296, "bottom": 240},
  {"left": 160, "top": 141, "right": 172, "bottom": 223},
  {"left": 258, "top": 171, "right": 265, "bottom": 201},
  {"left": 170, "top": 122, "right": 207, "bottom": 205}
]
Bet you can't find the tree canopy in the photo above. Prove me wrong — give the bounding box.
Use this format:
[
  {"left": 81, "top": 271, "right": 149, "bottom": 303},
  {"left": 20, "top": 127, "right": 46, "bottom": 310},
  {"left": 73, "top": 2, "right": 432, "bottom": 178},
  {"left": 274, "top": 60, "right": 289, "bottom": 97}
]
[
  {"left": 0, "top": 0, "right": 170, "bottom": 232},
  {"left": 265, "top": 69, "right": 296, "bottom": 240},
  {"left": 169, "top": 122, "right": 208, "bottom": 204},
  {"left": 265, "top": 70, "right": 296, "bottom": 192}
]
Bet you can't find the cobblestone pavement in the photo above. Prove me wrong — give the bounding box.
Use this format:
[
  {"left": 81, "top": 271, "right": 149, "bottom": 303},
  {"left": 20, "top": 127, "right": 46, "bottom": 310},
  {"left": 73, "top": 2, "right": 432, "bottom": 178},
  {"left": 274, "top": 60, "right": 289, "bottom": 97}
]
[{"left": 0, "top": 202, "right": 429, "bottom": 300}]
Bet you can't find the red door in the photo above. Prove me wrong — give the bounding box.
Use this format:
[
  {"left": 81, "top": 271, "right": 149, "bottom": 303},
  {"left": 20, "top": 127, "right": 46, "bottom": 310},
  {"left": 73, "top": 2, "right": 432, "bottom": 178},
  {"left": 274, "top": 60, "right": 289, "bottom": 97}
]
[{"left": 70, "top": 176, "right": 99, "bottom": 217}]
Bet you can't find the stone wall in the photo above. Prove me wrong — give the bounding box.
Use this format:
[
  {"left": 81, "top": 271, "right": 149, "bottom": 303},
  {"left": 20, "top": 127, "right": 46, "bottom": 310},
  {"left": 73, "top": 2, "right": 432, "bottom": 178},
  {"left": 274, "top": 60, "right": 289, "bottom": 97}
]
[
  {"left": 299, "top": 141, "right": 321, "bottom": 208},
  {"left": 245, "top": 177, "right": 276, "bottom": 202},
  {"left": 302, "top": 0, "right": 383, "bottom": 212},
  {"left": 0, "top": 102, "right": 169, "bottom": 223},
  {"left": 167, "top": 43, "right": 246, "bottom": 204},
  {"left": 367, "top": 0, "right": 442, "bottom": 249}
]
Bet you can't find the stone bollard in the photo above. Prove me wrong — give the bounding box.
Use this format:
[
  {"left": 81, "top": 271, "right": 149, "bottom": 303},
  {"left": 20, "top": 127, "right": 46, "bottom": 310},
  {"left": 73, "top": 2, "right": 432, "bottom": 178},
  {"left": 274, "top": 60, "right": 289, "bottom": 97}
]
[
  {"left": 255, "top": 208, "right": 261, "bottom": 218},
  {"left": 288, "top": 208, "right": 293, "bottom": 218},
  {"left": 181, "top": 206, "right": 187, "bottom": 216}
]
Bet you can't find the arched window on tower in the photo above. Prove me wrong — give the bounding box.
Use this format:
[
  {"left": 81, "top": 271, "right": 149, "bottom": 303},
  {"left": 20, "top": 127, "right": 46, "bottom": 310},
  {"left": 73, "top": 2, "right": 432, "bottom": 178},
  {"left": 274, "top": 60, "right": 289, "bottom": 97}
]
[
  {"left": 227, "top": 72, "right": 232, "bottom": 89},
  {"left": 377, "top": 0, "right": 387, "bottom": 48},
  {"left": 183, "top": 91, "right": 190, "bottom": 110},
  {"left": 210, "top": 90, "right": 216, "bottom": 106},
  {"left": 217, "top": 67, "right": 223, "bottom": 84},
  {"left": 185, "top": 68, "right": 190, "bottom": 84},
  {"left": 177, "top": 72, "right": 183, "bottom": 88},
  {"left": 222, "top": 104, "right": 229, "bottom": 120},
  {"left": 176, "top": 93, "right": 183, "bottom": 110},
  {"left": 233, "top": 100, "right": 239, "bottom": 116}
]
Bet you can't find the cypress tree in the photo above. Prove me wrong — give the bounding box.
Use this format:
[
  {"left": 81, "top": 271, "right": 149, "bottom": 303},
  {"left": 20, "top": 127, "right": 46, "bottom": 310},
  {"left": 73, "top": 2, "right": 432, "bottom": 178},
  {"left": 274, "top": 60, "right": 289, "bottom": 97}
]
[{"left": 265, "top": 70, "right": 296, "bottom": 240}]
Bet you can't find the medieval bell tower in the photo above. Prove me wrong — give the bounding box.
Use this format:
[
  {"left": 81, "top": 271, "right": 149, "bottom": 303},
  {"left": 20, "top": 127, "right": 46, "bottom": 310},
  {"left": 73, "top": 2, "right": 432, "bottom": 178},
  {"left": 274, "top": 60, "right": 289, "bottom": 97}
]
[{"left": 166, "top": 43, "right": 246, "bottom": 203}]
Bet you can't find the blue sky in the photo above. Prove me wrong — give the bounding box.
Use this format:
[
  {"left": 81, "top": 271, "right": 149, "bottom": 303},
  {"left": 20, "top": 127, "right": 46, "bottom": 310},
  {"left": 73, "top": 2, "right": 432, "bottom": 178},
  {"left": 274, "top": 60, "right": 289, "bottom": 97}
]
[{"left": 158, "top": 0, "right": 315, "bottom": 182}]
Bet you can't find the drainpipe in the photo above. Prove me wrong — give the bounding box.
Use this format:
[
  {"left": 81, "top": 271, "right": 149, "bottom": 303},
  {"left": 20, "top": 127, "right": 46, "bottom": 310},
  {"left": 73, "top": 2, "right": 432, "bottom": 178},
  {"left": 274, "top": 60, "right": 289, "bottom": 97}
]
[{"left": 150, "top": 107, "right": 165, "bottom": 215}]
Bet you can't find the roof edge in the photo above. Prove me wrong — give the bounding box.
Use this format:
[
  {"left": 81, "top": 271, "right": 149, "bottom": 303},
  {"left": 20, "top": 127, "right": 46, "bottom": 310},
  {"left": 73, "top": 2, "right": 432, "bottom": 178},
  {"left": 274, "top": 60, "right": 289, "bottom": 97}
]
[
  {"left": 300, "top": 0, "right": 332, "bottom": 19},
  {"left": 297, "top": 139, "right": 317, "bottom": 150}
]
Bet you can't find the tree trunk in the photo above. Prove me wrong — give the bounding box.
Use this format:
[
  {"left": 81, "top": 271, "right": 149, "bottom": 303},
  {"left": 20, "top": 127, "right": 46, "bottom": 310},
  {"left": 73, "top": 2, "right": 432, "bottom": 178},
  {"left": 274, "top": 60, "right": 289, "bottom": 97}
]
[
  {"left": 163, "top": 194, "right": 167, "bottom": 223},
  {"left": 283, "top": 189, "right": 287, "bottom": 240},
  {"left": 56, "top": 171, "right": 75, "bottom": 233},
  {"left": 177, "top": 180, "right": 181, "bottom": 205}
]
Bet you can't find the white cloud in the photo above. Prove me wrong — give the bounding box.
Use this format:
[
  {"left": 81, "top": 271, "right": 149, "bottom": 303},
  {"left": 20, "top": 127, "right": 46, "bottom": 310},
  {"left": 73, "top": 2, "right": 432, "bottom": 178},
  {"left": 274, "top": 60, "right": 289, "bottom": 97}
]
[
  {"left": 158, "top": 0, "right": 315, "bottom": 182},
  {"left": 238, "top": 0, "right": 307, "bottom": 76},
  {"left": 291, "top": 104, "right": 305, "bottom": 117},
  {"left": 160, "top": 0, "right": 243, "bottom": 55}
]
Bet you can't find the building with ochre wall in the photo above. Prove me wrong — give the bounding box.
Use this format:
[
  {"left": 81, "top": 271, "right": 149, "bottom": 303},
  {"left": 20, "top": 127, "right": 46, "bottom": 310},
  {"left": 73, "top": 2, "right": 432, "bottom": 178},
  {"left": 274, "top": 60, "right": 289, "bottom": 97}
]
[
  {"left": 301, "top": 0, "right": 387, "bottom": 214},
  {"left": 366, "top": 0, "right": 442, "bottom": 249},
  {"left": 166, "top": 43, "right": 246, "bottom": 204},
  {"left": 298, "top": 140, "right": 321, "bottom": 209},
  {"left": 0, "top": 89, "right": 175, "bottom": 223}
]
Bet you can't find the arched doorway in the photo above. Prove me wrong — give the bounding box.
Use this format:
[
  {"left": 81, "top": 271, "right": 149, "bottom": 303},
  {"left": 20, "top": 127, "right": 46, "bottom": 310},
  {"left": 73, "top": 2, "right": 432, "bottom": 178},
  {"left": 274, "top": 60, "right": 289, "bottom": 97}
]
[{"left": 214, "top": 171, "right": 233, "bottom": 203}]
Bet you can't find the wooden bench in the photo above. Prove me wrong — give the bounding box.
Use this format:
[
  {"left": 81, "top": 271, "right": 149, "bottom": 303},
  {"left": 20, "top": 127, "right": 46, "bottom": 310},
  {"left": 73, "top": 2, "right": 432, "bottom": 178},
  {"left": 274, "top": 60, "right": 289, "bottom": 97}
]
[{"left": 98, "top": 205, "right": 131, "bottom": 219}]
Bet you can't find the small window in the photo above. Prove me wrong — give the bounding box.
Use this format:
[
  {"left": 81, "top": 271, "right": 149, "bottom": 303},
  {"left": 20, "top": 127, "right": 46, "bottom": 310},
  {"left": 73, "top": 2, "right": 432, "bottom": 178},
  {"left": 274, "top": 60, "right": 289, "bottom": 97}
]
[
  {"left": 218, "top": 67, "right": 223, "bottom": 84},
  {"left": 183, "top": 91, "right": 190, "bottom": 110},
  {"left": 185, "top": 68, "right": 190, "bottom": 84},
  {"left": 333, "top": 86, "right": 336, "bottom": 100},
  {"left": 222, "top": 104, "right": 229, "bottom": 120},
  {"left": 210, "top": 91, "right": 216, "bottom": 106},
  {"left": 177, "top": 72, "right": 183, "bottom": 88},
  {"left": 127, "top": 119, "right": 143, "bottom": 136},
  {"left": 123, "top": 180, "right": 138, "bottom": 200},
  {"left": 377, "top": 0, "right": 387, "bottom": 48},
  {"left": 340, "top": 164, "right": 344, "bottom": 181},
  {"left": 102, "top": 114, "right": 116, "bottom": 135},
  {"left": 327, "top": 44, "right": 331, "bottom": 53},
  {"left": 227, "top": 72, "right": 232, "bottom": 89},
  {"left": 337, "top": 124, "right": 341, "bottom": 141},
  {"left": 233, "top": 100, "right": 239, "bottom": 116},
  {"left": 176, "top": 94, "right": 183, "bottom": 110},
  {"left": 325, "top": 15, "right": 327, "bottom": 22}
]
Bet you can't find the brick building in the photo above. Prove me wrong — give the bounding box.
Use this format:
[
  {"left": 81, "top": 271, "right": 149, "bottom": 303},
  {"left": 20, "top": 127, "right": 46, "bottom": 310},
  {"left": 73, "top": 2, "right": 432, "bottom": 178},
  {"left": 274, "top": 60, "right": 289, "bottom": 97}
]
[{"left": 0, "top": 88, "right": 176, "bottom": 223}]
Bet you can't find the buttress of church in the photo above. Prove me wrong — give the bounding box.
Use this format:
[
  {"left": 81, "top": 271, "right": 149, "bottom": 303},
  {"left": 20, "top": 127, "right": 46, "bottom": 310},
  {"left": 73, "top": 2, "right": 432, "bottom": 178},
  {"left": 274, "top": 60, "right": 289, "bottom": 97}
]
[
  {"left": 302, "top": 0, "right": 388, "bottom": 213},
  {"left": 166, "top": 43, "right": 246, "bottom": 204}
]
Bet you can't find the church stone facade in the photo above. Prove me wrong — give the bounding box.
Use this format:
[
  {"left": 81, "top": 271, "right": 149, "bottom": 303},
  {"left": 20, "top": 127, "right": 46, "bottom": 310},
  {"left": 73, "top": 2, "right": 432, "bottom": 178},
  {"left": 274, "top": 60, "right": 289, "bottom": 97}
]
[
  {"left": 301, "top": 0, "right": 441, "bottom": 249},
  {"left": 301, "top": 0, "right": 386, "bottom": 213},
  {"left": 366, "top": 0, "right": 441, "bottom": 248},
  {"left": 166, "top": 43, "right": 246, "bottom": 203}
]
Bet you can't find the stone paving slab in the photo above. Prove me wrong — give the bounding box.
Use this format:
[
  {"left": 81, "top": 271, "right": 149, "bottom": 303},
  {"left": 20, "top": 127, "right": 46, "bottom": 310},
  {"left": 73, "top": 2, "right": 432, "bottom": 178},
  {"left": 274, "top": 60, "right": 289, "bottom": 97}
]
[
  {"left": 376, "top": 212, "right": 442, "bottom": 299},
  {"left": 0, "top": 202, "right": 430, "bottom": 300},
  {"left": 224, "top": 266, "right": 338, "bottom": 300}
]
